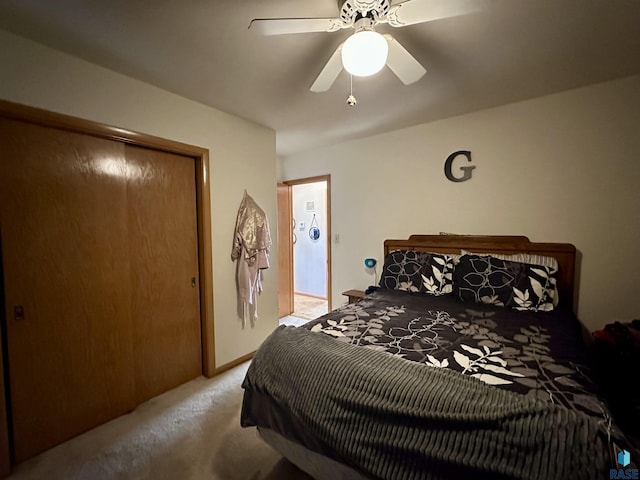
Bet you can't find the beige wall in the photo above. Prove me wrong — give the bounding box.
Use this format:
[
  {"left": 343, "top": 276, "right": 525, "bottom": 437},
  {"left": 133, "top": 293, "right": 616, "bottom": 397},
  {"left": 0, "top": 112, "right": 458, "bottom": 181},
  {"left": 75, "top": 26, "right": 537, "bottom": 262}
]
[
  {"left": 280, "top": 74, "right": 640, "bottom": 332},
  {"left": 0, "top": 29, "right": 279, "bottom": 367}
]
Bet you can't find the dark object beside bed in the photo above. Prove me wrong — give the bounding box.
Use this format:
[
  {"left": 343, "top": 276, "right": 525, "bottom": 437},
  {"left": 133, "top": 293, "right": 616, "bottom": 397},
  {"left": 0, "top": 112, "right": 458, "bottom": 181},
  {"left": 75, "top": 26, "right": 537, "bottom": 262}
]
[
  {"left": 592, "top": 321, "right": 640, "bottom": 435},
  {"left": 241, "top": 235, "right": 633, "bottom": 479}
]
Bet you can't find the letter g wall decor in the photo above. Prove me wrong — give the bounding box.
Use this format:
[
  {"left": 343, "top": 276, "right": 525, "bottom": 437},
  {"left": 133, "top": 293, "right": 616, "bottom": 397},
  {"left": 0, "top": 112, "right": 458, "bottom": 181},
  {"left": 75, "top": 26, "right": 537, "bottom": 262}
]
[{"left": 444, "top": 150, "right": 476, "bottom": 182}]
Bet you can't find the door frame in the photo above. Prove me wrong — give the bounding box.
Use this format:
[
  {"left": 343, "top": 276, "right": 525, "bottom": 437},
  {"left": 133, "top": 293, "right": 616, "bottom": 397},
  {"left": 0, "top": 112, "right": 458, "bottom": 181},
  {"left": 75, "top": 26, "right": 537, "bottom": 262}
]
[
  {"left": 277, "top": 183, "right": 294, "bottom": 317},
  {"left": 0, "top": 100, "right": 215, "bottom": 474},
  {"left": 279, "top": 175, "right": 332, "bottom": 314}
]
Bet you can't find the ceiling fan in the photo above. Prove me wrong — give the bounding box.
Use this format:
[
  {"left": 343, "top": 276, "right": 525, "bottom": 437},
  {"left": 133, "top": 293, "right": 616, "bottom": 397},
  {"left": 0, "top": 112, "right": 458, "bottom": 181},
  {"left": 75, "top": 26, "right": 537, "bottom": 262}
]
[{"left": 249, "top": 0, "right": 487, "bottom": 92}]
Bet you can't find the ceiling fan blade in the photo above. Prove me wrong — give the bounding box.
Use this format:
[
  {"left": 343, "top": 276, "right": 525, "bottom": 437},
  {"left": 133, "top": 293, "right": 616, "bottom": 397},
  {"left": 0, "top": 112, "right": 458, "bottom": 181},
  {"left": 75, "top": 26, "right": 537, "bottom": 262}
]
[
  {"left": 384, "top": 35, "right": 426, "bottom": 85},
  {"left": 249, "top": 17, "right": 343, "bottom": 35},
  {"left": 310, "top": 44, "right": 344, "bottom": 92},
  {"left": 387, "top": 0, "right": 489, "bottom": 27}
]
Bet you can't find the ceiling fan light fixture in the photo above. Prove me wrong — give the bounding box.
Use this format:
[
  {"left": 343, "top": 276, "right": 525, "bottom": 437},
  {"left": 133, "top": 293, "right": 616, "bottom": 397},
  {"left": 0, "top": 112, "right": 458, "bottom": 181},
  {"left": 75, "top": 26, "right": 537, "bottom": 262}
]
[{"left": 341, "top": 29, "right": 388, "bottom": 77}]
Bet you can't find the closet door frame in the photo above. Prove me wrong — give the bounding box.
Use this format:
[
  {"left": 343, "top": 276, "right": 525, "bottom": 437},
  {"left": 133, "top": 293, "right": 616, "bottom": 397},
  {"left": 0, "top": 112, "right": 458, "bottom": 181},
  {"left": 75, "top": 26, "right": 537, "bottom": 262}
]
[{"left": 0, "top": 100, "right": 215, "bottom": 475}]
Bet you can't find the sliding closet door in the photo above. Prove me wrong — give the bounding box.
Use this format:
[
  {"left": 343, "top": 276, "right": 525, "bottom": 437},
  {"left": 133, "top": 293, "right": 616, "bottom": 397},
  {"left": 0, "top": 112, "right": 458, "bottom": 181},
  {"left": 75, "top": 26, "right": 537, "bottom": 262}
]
[
  {"left": 0, "top": 118, "right": 136, "bottom": 462},
  {"left": 125, "top": 145, "right": 201, "bottom": 404}
]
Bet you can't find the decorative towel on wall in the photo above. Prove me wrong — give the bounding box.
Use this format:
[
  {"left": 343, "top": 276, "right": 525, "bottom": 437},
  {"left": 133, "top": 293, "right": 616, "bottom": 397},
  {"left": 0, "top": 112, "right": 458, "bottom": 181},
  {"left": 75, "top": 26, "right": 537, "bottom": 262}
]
[{"left": 231, "top": 191, "right": 271, "bottom": 327}]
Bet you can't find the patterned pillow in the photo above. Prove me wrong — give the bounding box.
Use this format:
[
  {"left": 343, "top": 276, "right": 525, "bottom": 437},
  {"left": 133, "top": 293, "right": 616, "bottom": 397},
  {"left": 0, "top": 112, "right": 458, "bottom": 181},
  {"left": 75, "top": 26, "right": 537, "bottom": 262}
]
[
  {"left": 453, "top": 254, "right": 556, "bottom": 311},
  {"left": 460, "top": 250, "right": 560, "bottom": 306},
  {"left": 379, "top": 250, "right": 454, "bottom": 296}
]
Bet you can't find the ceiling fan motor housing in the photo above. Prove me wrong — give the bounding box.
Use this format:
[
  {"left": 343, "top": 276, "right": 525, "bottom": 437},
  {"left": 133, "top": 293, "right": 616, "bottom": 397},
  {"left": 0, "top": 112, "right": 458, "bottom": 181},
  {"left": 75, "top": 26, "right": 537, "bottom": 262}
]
[{"left": 338, "top": 0, "right": 391, "bottom": 24}]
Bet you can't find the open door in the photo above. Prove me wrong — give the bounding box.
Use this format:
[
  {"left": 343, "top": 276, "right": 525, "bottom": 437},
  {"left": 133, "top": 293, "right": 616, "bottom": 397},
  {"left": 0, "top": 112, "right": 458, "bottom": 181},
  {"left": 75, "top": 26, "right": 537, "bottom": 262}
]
[
  {"left": 278, "top": 176, "right": 331, "bottom": 321},
  {"left": 277, "top": 183, "right": 294, "bottom": 317}
]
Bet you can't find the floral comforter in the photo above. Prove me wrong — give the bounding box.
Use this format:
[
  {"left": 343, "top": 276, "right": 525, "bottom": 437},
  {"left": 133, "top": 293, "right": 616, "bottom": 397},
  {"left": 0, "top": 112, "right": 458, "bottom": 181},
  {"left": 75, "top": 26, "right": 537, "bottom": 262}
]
[{"left": 303, "top": 289, "right": 610, "bottom": 422}]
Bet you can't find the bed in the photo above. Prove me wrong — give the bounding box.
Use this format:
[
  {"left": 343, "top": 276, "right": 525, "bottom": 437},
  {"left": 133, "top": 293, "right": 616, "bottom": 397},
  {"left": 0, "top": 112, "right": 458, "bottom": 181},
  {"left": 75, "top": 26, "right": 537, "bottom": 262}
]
[{"left": 241, "top": 235, "right": 634, "bottom": 479}]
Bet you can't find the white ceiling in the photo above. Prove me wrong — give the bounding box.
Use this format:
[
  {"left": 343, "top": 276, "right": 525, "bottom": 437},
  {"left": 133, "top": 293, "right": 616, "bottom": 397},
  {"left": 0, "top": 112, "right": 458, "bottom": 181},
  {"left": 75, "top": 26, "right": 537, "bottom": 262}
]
[{"left": 1, "top": 0, "right": 639, "bottom": 157}]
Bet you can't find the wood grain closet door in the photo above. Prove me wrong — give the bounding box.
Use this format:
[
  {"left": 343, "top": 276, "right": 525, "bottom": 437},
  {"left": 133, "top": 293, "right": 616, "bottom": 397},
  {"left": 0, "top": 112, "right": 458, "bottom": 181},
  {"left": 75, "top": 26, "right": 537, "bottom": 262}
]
[
  {"left": 124, "top": 145, "right": 201, "bottom": 404},
  {"left": 0, "top": 118, "right": 136, "bottom": 462}
]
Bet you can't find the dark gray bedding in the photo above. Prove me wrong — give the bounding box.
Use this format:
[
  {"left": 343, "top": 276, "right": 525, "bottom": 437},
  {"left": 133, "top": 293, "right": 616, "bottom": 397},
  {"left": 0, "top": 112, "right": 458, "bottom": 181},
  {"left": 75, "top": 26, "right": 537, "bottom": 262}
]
[{"left": 241, "top": 290, "right": 629, "bottom": 479}]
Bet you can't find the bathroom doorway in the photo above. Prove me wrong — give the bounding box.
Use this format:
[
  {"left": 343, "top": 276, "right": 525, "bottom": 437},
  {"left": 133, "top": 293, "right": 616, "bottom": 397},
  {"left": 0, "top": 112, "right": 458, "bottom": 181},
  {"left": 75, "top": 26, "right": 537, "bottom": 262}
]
[{"left": 277, "top": 176, "right": 331, "bottom": 324}]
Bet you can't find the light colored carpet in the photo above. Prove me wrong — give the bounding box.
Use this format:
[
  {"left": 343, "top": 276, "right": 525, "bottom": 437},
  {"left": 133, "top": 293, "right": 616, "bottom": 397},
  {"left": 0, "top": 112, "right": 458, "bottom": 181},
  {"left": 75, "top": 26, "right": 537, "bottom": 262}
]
[
  {"left": 279, "top": 316, "right": 309, "bottom": 327},
  {"left": 7, "top": 362, "right": 312, "bottom": 480}
]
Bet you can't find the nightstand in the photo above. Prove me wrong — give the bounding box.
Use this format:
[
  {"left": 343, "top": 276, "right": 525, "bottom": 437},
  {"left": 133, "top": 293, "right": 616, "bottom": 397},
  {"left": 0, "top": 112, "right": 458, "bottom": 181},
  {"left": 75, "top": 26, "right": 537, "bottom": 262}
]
[{"left": 342, "top": 289, "right": 366, "bottom": 304}]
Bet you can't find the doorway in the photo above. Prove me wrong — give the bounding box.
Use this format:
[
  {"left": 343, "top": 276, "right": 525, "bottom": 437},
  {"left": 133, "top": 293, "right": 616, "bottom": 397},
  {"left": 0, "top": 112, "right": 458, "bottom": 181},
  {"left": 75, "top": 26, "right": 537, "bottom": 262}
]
[{"left": 277, "top": 176, "right": 331, "bottom": 325}]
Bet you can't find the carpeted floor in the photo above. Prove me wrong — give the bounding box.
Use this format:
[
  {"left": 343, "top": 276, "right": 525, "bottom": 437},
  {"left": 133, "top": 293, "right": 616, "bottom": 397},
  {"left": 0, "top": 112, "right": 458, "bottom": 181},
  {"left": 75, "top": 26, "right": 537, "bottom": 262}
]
[
  {"left": 279, "top": 315, "right": 309, "bottom": 327},
  {"left": 7, "top": 362, "right": 313, "bottom": 480}
]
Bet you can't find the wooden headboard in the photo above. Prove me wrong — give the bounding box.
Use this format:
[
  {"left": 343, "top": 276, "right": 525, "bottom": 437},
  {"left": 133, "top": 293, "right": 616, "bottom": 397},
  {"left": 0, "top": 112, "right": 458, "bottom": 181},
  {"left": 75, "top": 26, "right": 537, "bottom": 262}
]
[{"left": 384, "top": 235, "right": 577, "bottom": 311}]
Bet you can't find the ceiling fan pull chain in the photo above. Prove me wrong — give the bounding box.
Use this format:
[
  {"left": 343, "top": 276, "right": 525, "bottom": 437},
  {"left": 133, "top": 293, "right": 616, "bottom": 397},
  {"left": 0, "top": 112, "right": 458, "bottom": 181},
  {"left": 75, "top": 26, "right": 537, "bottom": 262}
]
[{"left": 347, "top": 74, "right": 357, "bottom": 107}]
